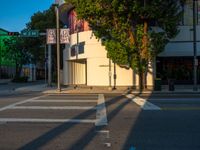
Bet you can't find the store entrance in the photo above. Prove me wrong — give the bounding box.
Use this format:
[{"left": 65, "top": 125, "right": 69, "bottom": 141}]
[
  {"left": 68, "top": 59, "right": 87, "bottom": 85},
  {"left": 156, "top": 57, "right": 200, "bottom": 85}
]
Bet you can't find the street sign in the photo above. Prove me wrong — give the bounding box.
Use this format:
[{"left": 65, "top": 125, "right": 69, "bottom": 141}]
[
  {"left": 60, "top": 28, "right": 70, "bottom": 44},
  {"left": 21, "top": 30, "right": 39, "bottom": 37},
  {"left": 46, "top": 28, "right": 70, "bottom": 44},
  {"left": 46, "top": 29, "right": 56, "bottom": 44}
]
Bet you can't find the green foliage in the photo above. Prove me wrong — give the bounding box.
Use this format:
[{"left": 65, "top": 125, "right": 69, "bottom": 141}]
[
  {"left": 66, "top": 0, "right": 184, "bottom": 74},
  {"left": 23, "top": 5, "right": 63, "bottom": 67},
  {"left": 3, "top": 37, "right": 31, "bottom": 77}
]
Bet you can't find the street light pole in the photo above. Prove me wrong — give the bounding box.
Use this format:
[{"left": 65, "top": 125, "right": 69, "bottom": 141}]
[
  {"left": 193, "top": 0, "right": 198, "bottom": 91},
  {"left": 55, "top": 5, "right": 61, "bottom": 92}
]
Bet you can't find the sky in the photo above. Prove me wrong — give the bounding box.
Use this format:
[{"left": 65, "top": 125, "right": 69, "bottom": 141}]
[{"left": 0, "top": 0, "right": 54, "bottom": 32}]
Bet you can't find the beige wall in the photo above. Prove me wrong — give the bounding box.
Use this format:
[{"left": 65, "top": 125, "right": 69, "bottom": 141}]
[{"left": 63, "top": 30, "right": 154, "bottom": 87}]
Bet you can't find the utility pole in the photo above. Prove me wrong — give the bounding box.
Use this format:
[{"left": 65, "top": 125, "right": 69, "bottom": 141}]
[
  {"left": 44, "top": 45, "right": 47, "bottom": 84},
  {"left": 193, "top": 0, "right": 198, "bottom": 91},
  {"left": 48, "top": 44, "right": 52, "bottom": 86},
  {"left": 55, "top": 5, "right": 61, "bottom": 92}
]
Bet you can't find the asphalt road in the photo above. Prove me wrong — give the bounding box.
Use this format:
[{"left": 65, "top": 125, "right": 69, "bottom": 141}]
[{"left": 0, "top": 92, "right": 200, "bottom": 150}]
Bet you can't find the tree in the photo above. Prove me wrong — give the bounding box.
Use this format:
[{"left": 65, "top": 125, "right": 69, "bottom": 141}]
[
  {"left": 23, "top": 5, "right": 64, "bottom": 79},
  {"left": 66, "top": 0, "right": 185, "bottom": 90},
  {"left": 3, "top": 37, "right": 31, "bottom": 77},
  {"left": 24, "top": 5, "right": 57, "bottom": 66}
]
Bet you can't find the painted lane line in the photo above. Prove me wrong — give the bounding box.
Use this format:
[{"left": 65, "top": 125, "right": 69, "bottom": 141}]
[
  {"left": 96, "top": 130, "right": 110, "bottom": 138},
  {"left": 162, "top": 107, "right": 200, "bottom": 110},
  {"left": 133, "top": 97, "right": 161, "bottom": 110},
  {"left": 147, "top": 98, "right": 200, "bottom": 101},
  {"left": 0, "top": 118, "right": 96, "bottom": 123},
  {"left": 0, "top": 95, "right": 47, "bottom": 112},
  {"left": 29, "top": 100, "right": 97, "bottom": 103},
  {"left": 96, "top": 130, "right": 111, "bottom": 147},
  {"left": 126, "top": 94, "right": 161, "bottom": 110},
  {"left": 95, "top": 94, "right": 108, "bottom": 126},
  {"left": 10, "top": 106, "right": 96, "bottom": 110}
]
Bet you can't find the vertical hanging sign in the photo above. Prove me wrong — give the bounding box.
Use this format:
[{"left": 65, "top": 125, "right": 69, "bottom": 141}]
[
  {"left": 60, "top": 28, "right": 70, "bottom": 44},
  {"left": 47, "top": 28, "right": 70, "bottom": 44},
  {"left": 46, "top": 29, "right": 56, "bottom": 44}
]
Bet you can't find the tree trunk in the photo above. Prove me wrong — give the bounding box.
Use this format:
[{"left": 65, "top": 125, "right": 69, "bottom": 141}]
[
  {"left": 139, "top": 70, "right": 147, "bottom": 91},
  {"left": 138, "top": 20, "right": 148, "bottom": 91}
]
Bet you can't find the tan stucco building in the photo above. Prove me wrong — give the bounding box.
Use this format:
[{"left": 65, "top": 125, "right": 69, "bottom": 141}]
[{"left": 57, "top": 1, "right": 154, "bottom": 88}]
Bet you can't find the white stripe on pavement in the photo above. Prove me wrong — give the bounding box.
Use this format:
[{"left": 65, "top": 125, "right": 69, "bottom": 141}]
[
  {"left": 0, "top": 118, "right": 96, "bottom": 123},
  {"left": 95, "top": 94, "right": 108, "bottom": 126},
  {"left": 0, "top": 95, "right": 47, "bottom": 112},
  {"left": 29, "top": 100, "right": 97, "bottom": 103},
  {"left": 126, "top": 94, "right": 161, "bottom": 110},
  {"left": 10, "top": 106, "right": 96, "bottom": 110}
]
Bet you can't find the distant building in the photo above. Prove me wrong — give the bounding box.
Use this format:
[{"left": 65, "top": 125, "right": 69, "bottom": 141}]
[
  {"left": 0, "top": 28, "right": 15, "bottom": 79},
  {"left": 156, "top": 0, "right": 200, "bottom": 84}
]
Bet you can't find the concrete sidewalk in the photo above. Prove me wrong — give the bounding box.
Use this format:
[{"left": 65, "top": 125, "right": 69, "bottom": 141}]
[
  {"left": 2, "top": 82, "right": 200, "bottom": 94},
  {"left": 0, "top": 79, "right": 11, "bottom": 85},
  {"left": 43, "top": 85, "right": 200, "bottom": 94},
  {"left": 0, "top": 80, "right": 49, "bottom": 95}
]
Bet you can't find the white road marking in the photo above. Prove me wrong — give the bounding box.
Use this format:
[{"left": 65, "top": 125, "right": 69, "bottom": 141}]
[
  {"left": 126, "top": 94, "right": 161, "bottom": 110},
  {"left": 0, "top": 118, "right": 96, "bottom": 123},
  {"left": 0, "top": 94, "right": 99, "bottom": 125},
  {"left": 146, "top": 98, "right": 200, "bottom": 101},
  {"left": 10, "top": 106, "right": 96, "bottom": 110},
  {"left": 0, "top": 95, "right": 47, "bottom": 112},
  {"left": 96, "top": 130, "right": 111, "bottom": 147},
  {"left": 29, "top": 100, "right": 97, "bottom": 103},
  {"left": 95, "top": 94, "right": 108, "bottom": 126},
  {"left": 96, "top": 130, "right": 110, "bottom": 138}
]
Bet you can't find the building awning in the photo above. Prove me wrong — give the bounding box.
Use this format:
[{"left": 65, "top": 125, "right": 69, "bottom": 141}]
[{"left": 158, "top": 42, "right": 200, "bottom": 57}]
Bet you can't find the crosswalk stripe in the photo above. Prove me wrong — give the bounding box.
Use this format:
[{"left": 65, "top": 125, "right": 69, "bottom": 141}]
[
  {"left": 95, "top": 94, "right": 108, "bottom": 126},
  {"left": 10, "top": 106, "right": 96, "bottom": 110},
  {"left": 0, "top": 118, "right": 96, "bottom": 123},
  {"left": 126, "top": 94, "right": 161, "bottom": 110},
  {"left": 30, "top": 100, "right": 97, "bottom": 103},
  {"left": 0, "top": 95, "right": 47, "bottom": 112}
]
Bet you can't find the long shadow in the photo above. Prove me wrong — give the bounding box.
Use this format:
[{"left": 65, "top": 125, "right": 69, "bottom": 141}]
[
  {"left": 68, "top": 96, "right": 131, "bottom": 150},
  {"left": 122, "top": 93, "right": 200, "bottom": 150},
  {"left": 19, "top": 95, "right": 126, "bottom": 150}
]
